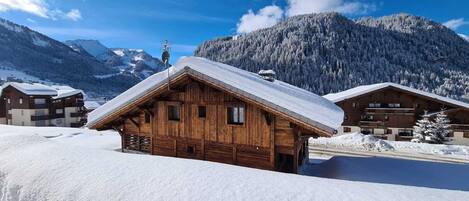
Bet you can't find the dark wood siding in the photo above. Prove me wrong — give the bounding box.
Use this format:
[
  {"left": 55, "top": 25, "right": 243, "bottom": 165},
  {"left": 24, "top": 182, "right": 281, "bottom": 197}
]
[{"left": 116, "top": 79, "right": 313, "bottom": 173}]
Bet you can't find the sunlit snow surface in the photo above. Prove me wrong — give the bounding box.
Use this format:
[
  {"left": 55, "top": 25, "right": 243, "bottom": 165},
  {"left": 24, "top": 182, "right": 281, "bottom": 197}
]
[{"left": 1, "top": 125, "right": 468, "bottom": 200}]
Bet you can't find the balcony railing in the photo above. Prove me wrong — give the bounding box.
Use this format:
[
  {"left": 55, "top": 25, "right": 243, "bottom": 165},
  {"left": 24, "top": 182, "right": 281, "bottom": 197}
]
[
  {"left": 31, "top": 114, "right": 50, "bottom": 121},
  {"left": 365, "top": 107, "right": 414, "bottom": 115},
  {"left": 70, "top": 112, "right": 85, "bottom": 118},
  {"left": 450, "top": 124, "right": 469, "bottom": 132},
  {"left": 33, "top": 104, "right": 49, "bottom": 109},
  {"left": 359, "top": 120, "right": 386, "bottom": 127}
]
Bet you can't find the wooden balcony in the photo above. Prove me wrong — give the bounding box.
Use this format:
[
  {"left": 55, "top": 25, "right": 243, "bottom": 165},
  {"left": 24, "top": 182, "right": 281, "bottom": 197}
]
[
  {"left": 359, "top": 120, "right": 386, "bottom": 128},
  {"left": 450, "top": 124, "right": 469, "bottom": 132},
  {"left": 365, "top": 107, "right": 415, "bottom": 115},
  {"left": 31, "top": 114, "right": 50, "bottom": 121}
]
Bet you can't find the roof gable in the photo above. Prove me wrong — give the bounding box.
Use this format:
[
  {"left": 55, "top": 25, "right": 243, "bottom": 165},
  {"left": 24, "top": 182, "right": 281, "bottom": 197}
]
[
  {"left": 323, "top": 82, "right": 469, "bottom": 109},
  {"left": 87, "top": 57, "right": 344, "bottom": 132},
  {"left": 1, "top": 82, "right": 57, "bottom": 96}
]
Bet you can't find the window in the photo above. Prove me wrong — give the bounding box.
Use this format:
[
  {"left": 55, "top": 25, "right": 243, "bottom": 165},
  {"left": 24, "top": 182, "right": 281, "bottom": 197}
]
[
  {"left": 343, "top": 127, "right": 351, "bottom": 132},
  {"left": 398, "top": 129, "right": 413, "bottom": 136},
  {"left": 56, "top": 109, "right": 63, "bottom": 114},
  {"left": 388, "top": 103, "right": 400, "bottom": 108},
  {"left": 198, "top": 106, "right": 206, "bottom": 118},
  {"left": 352, "top": 102, "right": 357, "bottom": 108},
  {"left": 19, "top": 98, "right": 23, "bottom": 104},
  {"left": 7, "top": 110, "right": 11, "bottom": 115},
  {"left": 168, "top": 105, "right": 180, "bottom": 121},
  {"left": 361, "top": 115, "right": 373, "bottom": 121},
  {"left": 464, "top": 132, "right": 469, "bottom": 138},
  {"left": 344, "top": 115, "right": 348, "bottom": 120},
  {"left": 187, "top": 145, "right": 195, "bottom": 154},
  {"left": 447, "top": 132, "right": 454, "bottom": 138},
  {"left": 7, "top": 98, "right": 10, "bottom": 104},
  {"left": 227, "top": 105, "right": 244, "bottom": 125},
  {"left": 144, "top": 113, "right": 151, "bottom": 123},
  {"left": 368, "top": 103, "right": 381, "bottom": 108},
  {"left": 361, "top": 128, "right": 373, "bottom": 135},
  {"left": 34, "top": 98, "right": 46, "bottom": 105},
  {"left": 21, "top": 110, "right": 24, "bottom": 116}
]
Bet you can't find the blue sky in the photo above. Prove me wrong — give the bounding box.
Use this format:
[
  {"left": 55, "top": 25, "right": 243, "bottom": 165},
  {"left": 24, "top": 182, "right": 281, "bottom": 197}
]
[{"left": 0, "top": 0, "right": 468, "bottom": 63}]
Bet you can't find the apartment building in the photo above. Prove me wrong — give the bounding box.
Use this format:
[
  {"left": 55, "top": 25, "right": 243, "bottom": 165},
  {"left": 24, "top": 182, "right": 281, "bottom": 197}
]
[{"left": 0, "top": 82, "right": 86, "bottom": 127}]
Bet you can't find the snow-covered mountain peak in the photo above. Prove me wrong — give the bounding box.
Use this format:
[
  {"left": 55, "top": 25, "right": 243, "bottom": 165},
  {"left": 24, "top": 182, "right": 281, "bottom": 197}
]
[
  {"left": 64, "top": 39, "right": 115, "bottom": 59},
  {"left": 65, "top": 39, "right": 165, "bottom": 80}
]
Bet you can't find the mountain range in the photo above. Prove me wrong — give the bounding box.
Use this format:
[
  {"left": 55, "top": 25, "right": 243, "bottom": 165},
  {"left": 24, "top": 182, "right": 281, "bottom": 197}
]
[
  {"left": 195, "top": 13, "right": 469, "bottom": 102},
  {"left": 0, "top": 18, "right": 165, "bottom": 98}
]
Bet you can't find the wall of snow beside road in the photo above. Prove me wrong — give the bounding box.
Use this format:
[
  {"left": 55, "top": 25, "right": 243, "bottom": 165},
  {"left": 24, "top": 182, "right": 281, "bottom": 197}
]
[
  {"left": 1, "top": 126, "right": 468, "bottom": 201},
  {"left": 310, "top": 133, "right": 469, "bottom": 160}
]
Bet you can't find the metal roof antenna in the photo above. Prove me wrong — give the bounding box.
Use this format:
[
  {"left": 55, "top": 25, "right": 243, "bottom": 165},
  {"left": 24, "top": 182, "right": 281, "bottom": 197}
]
[{"left": 161, "top": 40, "right": 171, "bottom": 91}]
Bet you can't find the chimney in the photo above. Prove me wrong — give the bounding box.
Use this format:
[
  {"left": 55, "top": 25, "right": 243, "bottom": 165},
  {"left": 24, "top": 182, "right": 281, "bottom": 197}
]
[{"left": 258, "top": 69, "right": 276, "bottom": 82}]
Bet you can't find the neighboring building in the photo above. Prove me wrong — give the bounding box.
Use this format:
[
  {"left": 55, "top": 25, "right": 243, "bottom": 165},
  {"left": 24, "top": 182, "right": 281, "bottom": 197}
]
[
  {"left": 84, "top": 101, "right": 101, "bottom": 113},
  {"left": 0, "top": 82, "right": 87, "bottom": 127},
  {"left": 50, "top": 86, "right": 86, "bottom": 127},
  {"left": 324, "top": 82, "right": 469, "bottom": 145},
  {"left": 87, "top": 57, "right": 343, "bottom": 173},
  {"left": 0, "top": 97, "right": 5, "bottom": 124}
]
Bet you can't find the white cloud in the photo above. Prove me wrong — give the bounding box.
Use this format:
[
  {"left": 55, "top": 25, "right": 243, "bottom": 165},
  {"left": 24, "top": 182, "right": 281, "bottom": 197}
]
[
  {"left": 0, "top": 0, "right": 82, "bottom": 21},
  {"left": 236, "top": 0, "right": 375, "bottom": 34},
  {"left": 443, "top": 18, "right": 469, "bottom": 30},
  {"left": 286, "top": 0, "right": 375, "bottom": 17},
  {"left": 236, "top": 5, "right": 283, "bottom": 34},
  {"left": 0, "top": 0, "right": 49, "bottom": 18},
  {"left": 65, "top": 9, "right": 81, "bottom": 21}
]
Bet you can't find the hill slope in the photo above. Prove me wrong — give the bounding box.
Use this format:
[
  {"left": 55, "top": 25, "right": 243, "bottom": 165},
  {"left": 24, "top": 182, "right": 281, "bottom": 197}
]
[
  {"left": 0, "top": 18, "right": 158, "bottom": 98},
  {"left": 195, "top": 13, "right": 469, "bottom": 102},
  {"left": 65, "top": 40, "right": 165, "bottom": 79}
]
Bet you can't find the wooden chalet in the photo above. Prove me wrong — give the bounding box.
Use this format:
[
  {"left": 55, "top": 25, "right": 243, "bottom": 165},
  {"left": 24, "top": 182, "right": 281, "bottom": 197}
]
[
  {"left": 87, "top": 57, "right": 343, "bottom": 173},
  {"left": 324, "top": 83, "right": 469, "bottom": 145}
]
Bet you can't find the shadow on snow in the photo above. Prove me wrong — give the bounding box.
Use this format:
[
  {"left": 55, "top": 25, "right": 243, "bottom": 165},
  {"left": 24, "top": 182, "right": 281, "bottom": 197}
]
[{"left": 301, "top": 156, "right": 469, "bottom": 191}]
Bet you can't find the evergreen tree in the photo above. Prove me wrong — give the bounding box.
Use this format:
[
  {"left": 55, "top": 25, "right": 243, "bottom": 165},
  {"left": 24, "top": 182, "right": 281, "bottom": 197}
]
[
  {"left": 413, "top": 112, "right": 434, "bottom": 143},
  {"left": 430, "top": 110, "right": 451, "bottom": 144}
]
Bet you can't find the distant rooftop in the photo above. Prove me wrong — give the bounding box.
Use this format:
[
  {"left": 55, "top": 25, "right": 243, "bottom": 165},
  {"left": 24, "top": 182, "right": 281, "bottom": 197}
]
[
  {"left": 1, "top": 82, "right": 84, "bottom": 99},
  {"left": 323, "top": 82, "right": 469, "bottom": 109}
]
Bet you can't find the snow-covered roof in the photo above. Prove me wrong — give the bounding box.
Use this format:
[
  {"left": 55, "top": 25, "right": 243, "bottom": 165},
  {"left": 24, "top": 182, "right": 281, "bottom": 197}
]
[
  {"left": 1, "top": 82, "right": 57, "bottom": 96},
  {"left": 0, "top": 82, "right": 84, "bottom": 99},
  {"left": 323, "top": 82, "right": 469, "bottom": 108},
  {"left": 87, "top": 56, "right": 344, "bottom": 132},
  {"left": 84, "top": 101, "right": 101, "bottom": 110},
  {"left": 51, "top": 85, "right": 84, "bottom": 99}
]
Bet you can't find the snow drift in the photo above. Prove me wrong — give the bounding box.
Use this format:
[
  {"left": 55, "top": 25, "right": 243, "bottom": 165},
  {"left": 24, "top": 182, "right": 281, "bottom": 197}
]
[
  {"left": 1, "top": 125, "right": 468, "bottom": 201},
  {"left": 311, "top": 133, "right": 469, "bottom": 160}
]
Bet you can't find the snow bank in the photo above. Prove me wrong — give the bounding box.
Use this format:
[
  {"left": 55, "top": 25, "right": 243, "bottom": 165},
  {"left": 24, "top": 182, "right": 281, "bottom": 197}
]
[
  {"left": 311, "top": 132, "right": 469, "bottom": 160},
  {"left": 1, "top": 125, "right": 468, "bottom": 201}
]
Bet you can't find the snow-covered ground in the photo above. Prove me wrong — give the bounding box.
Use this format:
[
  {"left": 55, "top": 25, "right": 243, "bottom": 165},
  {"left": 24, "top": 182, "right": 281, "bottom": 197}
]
[
  {"left": 310, "top": 132, "right": 469, "bottom": 160},
  {"left": 1, "top": 125, "right": 468, "bottom": 201}
]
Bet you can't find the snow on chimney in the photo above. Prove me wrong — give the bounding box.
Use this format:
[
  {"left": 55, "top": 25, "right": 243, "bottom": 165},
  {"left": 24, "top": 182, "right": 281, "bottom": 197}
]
[{"left": 258, "top": 69, "right": 276, "bottom": 82}]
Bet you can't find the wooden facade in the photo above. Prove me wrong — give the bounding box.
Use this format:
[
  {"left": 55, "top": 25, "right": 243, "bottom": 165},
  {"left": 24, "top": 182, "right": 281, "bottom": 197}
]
[
  {"left": 335, "top": 86, "right": 469, "bottom": 141},
  {"left": 99, "top": 75, "right": 325, "bottom": 173}
]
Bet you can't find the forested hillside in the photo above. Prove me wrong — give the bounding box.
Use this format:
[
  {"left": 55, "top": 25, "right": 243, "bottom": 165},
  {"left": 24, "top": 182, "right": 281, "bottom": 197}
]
[{"left": 195, "top": 13, "right": 469, "bottom": 102}]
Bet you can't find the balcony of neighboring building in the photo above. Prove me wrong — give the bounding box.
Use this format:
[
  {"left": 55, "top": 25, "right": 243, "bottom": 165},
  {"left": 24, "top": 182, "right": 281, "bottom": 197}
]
[
  {"left": 450, "top": 124, "right": 469, "bottom": 132},
  {"left": 364, "top": 103, "right": 414, "bottom": 115},
  {"left": 31, "top": 114, "right": 50, "bottom": 121}
]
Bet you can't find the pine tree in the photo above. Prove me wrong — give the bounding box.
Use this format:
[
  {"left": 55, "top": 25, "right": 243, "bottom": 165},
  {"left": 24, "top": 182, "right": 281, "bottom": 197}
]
[
  {"left": 413, "top": 112, "right": 434, "bottom": 143},
  {"left": 430, "top": 110, "right": 451, "bottom": 144}
]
